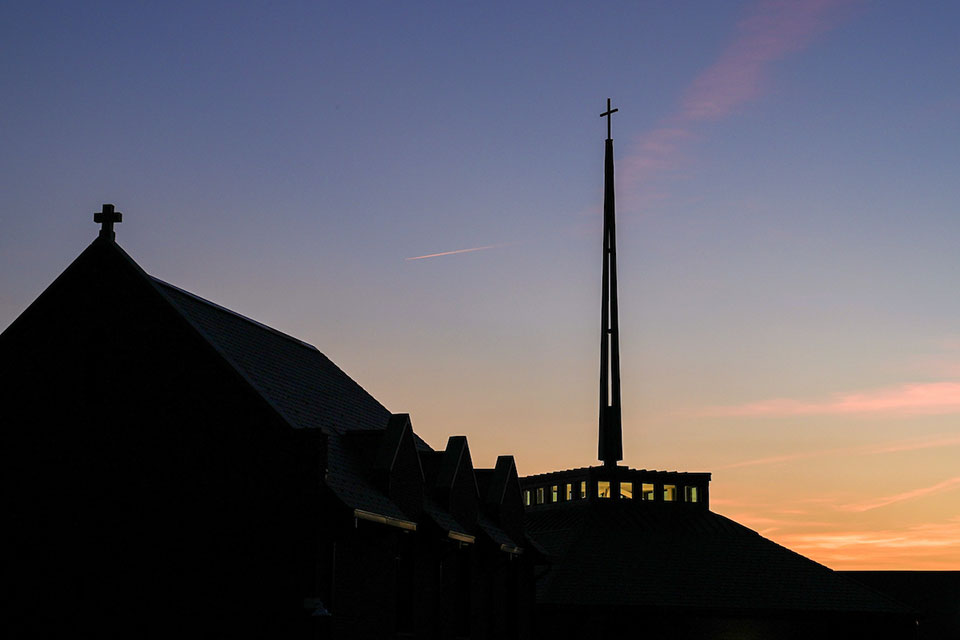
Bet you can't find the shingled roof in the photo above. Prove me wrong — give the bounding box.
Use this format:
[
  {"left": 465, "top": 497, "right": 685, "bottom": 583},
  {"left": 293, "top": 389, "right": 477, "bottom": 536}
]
[
  {"left": 526, "top": 500, "right": 913, "bottom": 616},
  {"left": 154, "top": 278, "right": 394, "bottom": 435}
]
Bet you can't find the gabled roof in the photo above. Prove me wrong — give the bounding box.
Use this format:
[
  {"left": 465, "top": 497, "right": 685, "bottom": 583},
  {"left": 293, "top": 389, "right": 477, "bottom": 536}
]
[
  {"left": 374, "top": 413, "right": 427, "bottom": 476},
  {"left": 526, "top": 501, "right": 914, "bottom": 616},
  {"left": 435, "top": 436, "right": 477, "bottom": 494}
]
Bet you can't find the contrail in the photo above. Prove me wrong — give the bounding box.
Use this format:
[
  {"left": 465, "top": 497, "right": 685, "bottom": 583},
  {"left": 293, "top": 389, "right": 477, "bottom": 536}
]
[{"left": 406, "top": 244, "right": 503, "bottom": 261}]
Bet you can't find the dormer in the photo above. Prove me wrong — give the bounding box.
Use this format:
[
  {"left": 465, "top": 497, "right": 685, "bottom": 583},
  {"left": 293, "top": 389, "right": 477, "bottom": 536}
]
[
  {"left": 434, "top": 436, "right": 480, "bottom": 530},
  {"left": 371, "top": 413, "right": 425, "bottom": 518},
  {"left": 482, "top": 456, "right": 524, "bottom": 541}
]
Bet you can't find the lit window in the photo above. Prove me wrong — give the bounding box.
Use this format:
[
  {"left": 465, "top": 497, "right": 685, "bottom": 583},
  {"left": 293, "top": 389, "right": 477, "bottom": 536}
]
[
  {"left": 685, "top": 486, "right": 699, "bottom": 503},
  {"left": 524, "top": 490, "right": 531, "bottom": 506},
  {"left": 663, "top": 485, "right": 677, "bottom": 502},
  {"left": 551, "top": 485, "right": 558, "bottom": 503},
  {"left": 641, "top": 483, "right": 655, "bottom": 501},
  {"left": 580, "top": 481, "right": 587, "bottom": 499},
  {"left": 566, "top": 484, "right": 573, "bottom": 501},
  {"left": 598, "top": 481, "right": 611, "bottom": 498},
  {"left": 620, "top": 482, "right": 633, "bottom": 499},
  {"left": 536, "top": 487, "right": 545, "bottom": 505}
]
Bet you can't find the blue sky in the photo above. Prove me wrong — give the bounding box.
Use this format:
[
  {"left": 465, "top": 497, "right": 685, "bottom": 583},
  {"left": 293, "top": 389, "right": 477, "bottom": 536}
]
[{"left": 2, "top": 0, "right": 959, "bottom": 568}]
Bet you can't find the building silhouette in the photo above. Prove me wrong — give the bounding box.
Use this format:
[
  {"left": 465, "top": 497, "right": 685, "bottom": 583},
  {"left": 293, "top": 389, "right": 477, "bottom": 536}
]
[
  {"left": 4, "top": 107, "right": 956, "bottom": 638},
  {"left": 3, "top": 208, "right": 535, "bottom": 638},
  {"left": 518, "top": 101, "right": 920, "bottom": 639}
]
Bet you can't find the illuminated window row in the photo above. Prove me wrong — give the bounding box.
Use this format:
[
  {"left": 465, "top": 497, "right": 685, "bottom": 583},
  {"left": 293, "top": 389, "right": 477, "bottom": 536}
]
[
  {"left": 524, "top": 481, "right": 586, "bottom": 506},
  {"left": 523, "top": 482, "right": 700, "bottom": 506}
]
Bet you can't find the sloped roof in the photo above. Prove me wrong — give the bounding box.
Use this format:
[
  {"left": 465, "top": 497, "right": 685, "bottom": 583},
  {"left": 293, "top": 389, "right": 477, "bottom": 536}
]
[
  {"left": 325, "top": 432, "right": 416, "bottom": 522},
  {"left": 478, "top": 513, "right": 521, "bottom": 551},
  {"left": 526, "top": 501, "right": 913, "bottom": 616},
  {"left": 147, "top": 276, "right": 441, "bottom": 523},
  {"left": 153, "top": 278, "right": 392, "bottom": 435},
  {"left": 424, "top": 497, "right": 474, "bottom": 538}
]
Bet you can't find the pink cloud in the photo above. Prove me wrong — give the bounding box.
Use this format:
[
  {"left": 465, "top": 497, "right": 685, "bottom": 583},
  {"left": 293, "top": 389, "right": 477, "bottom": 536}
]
[
  {"left": 680, "top": 0, "right": 856, "bottom": 122},
  {"left": 621, "top": 127, "right": 695, "bottom": 190},
  {"left": 839, "top": 476, "right": 960, "bottom": 512},
  {"left": 700, "top": 382, "right": 960, "bottom": 418},
  {"left": 624, "top": 0, "right": 858, "bottom": 193}
]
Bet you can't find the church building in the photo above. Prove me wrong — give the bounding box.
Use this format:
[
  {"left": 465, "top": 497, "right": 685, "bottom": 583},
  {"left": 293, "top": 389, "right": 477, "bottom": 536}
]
[
  {"left": 519, "top": 101, "right": 919, "bottom": 640},
  {"left": 3, "top": 206, "right": 535, "bottom": 638},
  {"left": 4, "top": 103, "right": 950, "bottom": 639}
]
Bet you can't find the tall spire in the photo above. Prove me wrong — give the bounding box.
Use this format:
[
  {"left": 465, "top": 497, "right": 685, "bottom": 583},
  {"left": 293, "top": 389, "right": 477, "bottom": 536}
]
[{"left": 598, "top": 98, "right": 622, "bottom": 467}]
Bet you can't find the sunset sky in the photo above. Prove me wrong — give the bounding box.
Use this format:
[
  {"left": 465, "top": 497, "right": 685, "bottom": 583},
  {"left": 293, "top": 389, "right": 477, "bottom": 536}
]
[{"left": 2, "top": 1, "right": 958, "bottom": 569}]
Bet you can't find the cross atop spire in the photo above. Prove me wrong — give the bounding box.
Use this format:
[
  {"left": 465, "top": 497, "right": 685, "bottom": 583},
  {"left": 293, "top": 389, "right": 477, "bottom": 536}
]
[
  {"left": 600, "top": 98, "right": 618, "bottom": 141},
  {"left": 94, "top": 204, "right": 122, "bottom": 241}
]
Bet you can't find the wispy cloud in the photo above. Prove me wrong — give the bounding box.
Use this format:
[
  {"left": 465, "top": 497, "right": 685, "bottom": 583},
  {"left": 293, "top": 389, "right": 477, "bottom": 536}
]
[
  {"left": 785, "top": 528, "right": 960, "bottom": 551},
  {"left": 624, "top": 0, "right": 857, "bottom": 193},
  {"left": 679, "top": 0, "right": 855, "bottom": 122},
  {"left": 405, "top": 244, "right": 504, "bottom": 261},
  {"left": 778, "top": 517, "right": 960, "bottom": 569},
  {"left": 718, "top": 433, "right": 960, "bottom": 469},
  {"left": 839, "top": 476, "right": 960, "bottom": 512},
  {"left": 727, "top": 514, "right": 833, "bottom": 528},
  {"left": 719, "top": 447, "right": 846, "bottom": 470},
  {"left": 699, "top": 381, "right": 960, "bottom": 418},
  {"left": 865, "top": 433, "right": 960, "bottom": 454},
  {"left": 753, "top": 515, "right": 960, "bottom": 569},
  {"left": 621, "top": 127, "right": 696, "bottom": 191}
]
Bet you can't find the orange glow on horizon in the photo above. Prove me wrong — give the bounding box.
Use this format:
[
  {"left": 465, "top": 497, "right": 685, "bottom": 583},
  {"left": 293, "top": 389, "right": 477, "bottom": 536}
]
[
  {"left": 457, "top": 423, "right": 960, "bottom": 571},
  {"left": 754, "top": 517, "right": 960, "bottom": 570}
]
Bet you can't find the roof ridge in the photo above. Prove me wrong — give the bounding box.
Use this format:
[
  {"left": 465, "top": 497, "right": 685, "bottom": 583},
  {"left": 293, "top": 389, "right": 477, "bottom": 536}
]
[{"left": 150, "top": 277, "right": 319, "bottom": 353}]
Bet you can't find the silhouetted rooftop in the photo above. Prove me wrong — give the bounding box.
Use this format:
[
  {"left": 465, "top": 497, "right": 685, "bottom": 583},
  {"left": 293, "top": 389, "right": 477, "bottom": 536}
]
[
  {"left": 23, "top": 236, "right": 520, "bottom": 548},
  {"left": 526, "top": 500, "right": 914, "bottom": 615}
]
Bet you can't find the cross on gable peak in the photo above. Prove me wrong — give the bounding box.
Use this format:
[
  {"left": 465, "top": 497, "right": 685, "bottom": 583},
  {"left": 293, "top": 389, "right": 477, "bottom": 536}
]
[{"left": 94, "top": 203, "right": 122, "bottom": 241}]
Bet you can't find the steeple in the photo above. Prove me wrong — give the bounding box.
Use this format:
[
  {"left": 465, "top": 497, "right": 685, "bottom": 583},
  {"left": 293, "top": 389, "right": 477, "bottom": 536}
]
[{"left": 598, "top": 98, "right": 622, "bottom": 467}]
